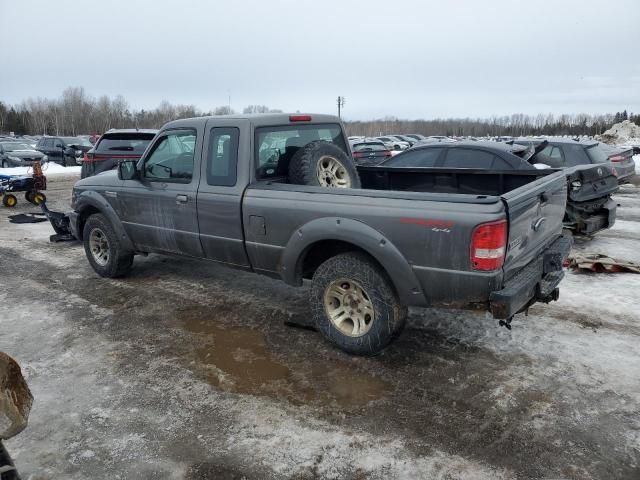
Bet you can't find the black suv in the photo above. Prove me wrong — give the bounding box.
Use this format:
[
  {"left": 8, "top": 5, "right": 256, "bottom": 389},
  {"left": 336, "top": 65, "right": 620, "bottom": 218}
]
[
  {"left": 35, "top": 136, "right": 94, "bottom": 166},
  {"left": 81, "top": 129, "right": 158, "bottom": 178}
]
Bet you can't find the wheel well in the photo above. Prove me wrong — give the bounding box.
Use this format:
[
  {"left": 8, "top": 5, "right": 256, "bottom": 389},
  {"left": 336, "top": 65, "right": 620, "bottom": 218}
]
[
  {"left": 298, "top": 240, "right": 385, "bottom": 282},
  {"left": 76, "top": 205, "right": 101, "bottom": 240}
]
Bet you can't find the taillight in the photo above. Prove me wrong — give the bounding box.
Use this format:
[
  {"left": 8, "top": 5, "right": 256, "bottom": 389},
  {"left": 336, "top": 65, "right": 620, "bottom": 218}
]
[
  {"left": 82, "top": 153, "right": 88, "bottom": 163},
  {"left": 352, "top": 152, "right": 365, "bottom": 158},
  {"left": 289, "top": 115, "right": 312, "bottom": 122},
  {"left": 384, "top": 150, "right": 392, "bottom": 157},
  {"left": 470, "top": 220, "right": 507, "bottom": 271},
  {"left": 609, "top": 155, "right": 625, "bottom": 163}
]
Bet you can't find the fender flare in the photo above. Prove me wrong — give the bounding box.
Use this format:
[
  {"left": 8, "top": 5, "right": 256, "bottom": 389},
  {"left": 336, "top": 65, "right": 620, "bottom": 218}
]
[
  {"left": 75, "top": 191, "right": 134, "bottom": 251},
  {"left": 280, "top": 217, "right": 426, "bottom": 306}
]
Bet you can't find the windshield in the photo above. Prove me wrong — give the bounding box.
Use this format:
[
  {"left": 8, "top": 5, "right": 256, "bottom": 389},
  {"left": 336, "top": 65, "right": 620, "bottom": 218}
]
[
  {"left": 353, "top": 142, "right": 386, "bottom": 152},
  {"left": 96, "top": 133, "right": 156, "bottom": 154},
  {"left": 255, "top": 123, "right": 347, "bottom": 179},
  {"left": 2, "top": 142, "right": 32, "bottom": 152},
  {"left": 61, "top": 137, "right": 93, "bottom": 147},
  {"left": 585, "top": 145, "right": 609, "bottom": 164}
]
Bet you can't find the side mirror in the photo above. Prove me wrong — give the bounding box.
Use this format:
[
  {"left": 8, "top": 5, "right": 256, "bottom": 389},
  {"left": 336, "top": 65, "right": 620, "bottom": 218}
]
[{"left": 118, "top": 160, "right": 139, "bottom": 181}]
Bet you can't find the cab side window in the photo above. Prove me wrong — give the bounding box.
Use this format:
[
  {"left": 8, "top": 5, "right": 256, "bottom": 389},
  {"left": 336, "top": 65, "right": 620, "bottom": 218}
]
[
  {"left": 207, "top": 127, "right": 239, "bottom": 186},
  {"left": 144, "top": 130, "right": 196, "bottom": 182}
]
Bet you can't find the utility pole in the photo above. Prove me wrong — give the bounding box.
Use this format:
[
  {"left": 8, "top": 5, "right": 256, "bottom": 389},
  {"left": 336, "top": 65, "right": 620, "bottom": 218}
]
[{"left": 337, "top": 96, "right": 346, "bottom": 119}]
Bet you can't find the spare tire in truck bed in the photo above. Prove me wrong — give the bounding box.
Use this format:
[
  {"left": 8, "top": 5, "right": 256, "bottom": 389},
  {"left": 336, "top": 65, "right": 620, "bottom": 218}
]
[{"left": 288, "top": 140, "right": 361, "bottom": 188}]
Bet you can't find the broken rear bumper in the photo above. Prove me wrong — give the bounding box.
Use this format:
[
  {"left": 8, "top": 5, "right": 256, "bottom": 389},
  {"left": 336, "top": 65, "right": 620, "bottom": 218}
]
[{"left": 489, "top": 235, "right": 572, "bottom": 319}]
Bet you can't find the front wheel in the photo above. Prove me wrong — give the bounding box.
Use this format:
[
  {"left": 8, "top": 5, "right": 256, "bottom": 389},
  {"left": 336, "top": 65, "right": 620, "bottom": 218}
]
[
  {"left": 310, "top": 252, "right": 407, "bottom": 355},
  {"left": 83, "top": 214, "right": 133, "bottom": 278}
]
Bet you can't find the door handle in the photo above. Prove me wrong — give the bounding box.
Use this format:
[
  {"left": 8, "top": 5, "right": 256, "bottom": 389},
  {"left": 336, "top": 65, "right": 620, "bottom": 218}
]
[{"left": 176, "top": 194, "right": 188, "bottom": 204}]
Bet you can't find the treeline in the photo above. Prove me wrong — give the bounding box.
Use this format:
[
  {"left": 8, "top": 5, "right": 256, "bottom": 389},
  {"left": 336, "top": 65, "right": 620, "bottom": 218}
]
[
  {"left": 0, "top": 87, "right": 282, "bottom": 135},
  {"left": 344, "top": 111, "right": 640, "bottom": 138},
  {"left": 0, "top": 86, "right": 637, "bottom": 138}
]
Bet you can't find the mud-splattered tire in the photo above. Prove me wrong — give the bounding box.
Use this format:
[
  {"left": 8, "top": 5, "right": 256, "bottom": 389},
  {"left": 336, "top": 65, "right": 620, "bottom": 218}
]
[
  {"left": 310, "top": 252, "right": 407, "bottom": 356},
  {"left": 289, "top": 140, "right": 361, "bottom": 189},
  {"left": 83, "top": 214, "right": 133, "bottom": 278}
]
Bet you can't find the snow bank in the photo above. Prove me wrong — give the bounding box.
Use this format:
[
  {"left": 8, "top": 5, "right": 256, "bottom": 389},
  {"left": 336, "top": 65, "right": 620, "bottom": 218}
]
[
  {"left": 0, "top": 162, "right": 80, "bottom": 177},
  {"left": 599, "top": 120, "right": 640, "bottom": 146}
]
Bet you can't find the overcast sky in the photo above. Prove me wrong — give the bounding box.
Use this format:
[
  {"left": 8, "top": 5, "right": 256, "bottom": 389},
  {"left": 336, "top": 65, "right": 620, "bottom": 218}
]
[{"left": 1, "top": 0, "right": 639, "bottom": 120}]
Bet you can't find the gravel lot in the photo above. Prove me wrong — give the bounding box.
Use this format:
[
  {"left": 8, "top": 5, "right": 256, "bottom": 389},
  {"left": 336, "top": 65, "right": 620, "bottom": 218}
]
[{"left": 1, "top": 172, "right": 639, "bottom": 479}]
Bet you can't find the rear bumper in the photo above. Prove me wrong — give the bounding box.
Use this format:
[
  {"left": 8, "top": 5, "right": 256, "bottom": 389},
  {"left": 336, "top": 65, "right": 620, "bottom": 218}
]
[
  {"left": 489, "top": 235, "right": 572, "bottom": 319},
  {"left": 573, "top": 198, "right": 617, "bottom": 236}
]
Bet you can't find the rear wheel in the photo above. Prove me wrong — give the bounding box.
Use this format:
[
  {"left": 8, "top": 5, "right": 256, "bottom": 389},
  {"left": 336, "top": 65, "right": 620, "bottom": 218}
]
[
  {"left": 310, "top": 252, "right": 407, "bottom": 355},
  {"left": 2, "top": 194, "right": 17, "bottom": 208},
  {"left": 83, "top": 214, "right": 133, "bottom": 278},
  {"left": 25, "top": 191, "right": 35, "bottom": 203}
]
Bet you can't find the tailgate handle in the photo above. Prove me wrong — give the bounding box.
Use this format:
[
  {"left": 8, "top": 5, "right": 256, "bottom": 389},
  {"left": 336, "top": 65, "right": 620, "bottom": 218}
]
[
  {"left": 176, "top": 194, "right": 188, "bottom": 204},
  {"left": 532, "top": 217, "right": 546, "bottom": 232},
  {"left": 540, "top": 192, "right": 550, "bottom": 203}
]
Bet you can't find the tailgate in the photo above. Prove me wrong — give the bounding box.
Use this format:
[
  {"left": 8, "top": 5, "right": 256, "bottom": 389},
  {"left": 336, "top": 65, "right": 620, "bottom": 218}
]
[{"left": 501, "top": 171, "right": 567, "bottom": 281}]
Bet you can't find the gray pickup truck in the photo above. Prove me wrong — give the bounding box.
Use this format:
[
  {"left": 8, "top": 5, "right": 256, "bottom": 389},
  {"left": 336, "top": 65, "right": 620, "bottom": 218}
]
[{"left": 68, "top": 114, "right": 571, "bottom": 355}]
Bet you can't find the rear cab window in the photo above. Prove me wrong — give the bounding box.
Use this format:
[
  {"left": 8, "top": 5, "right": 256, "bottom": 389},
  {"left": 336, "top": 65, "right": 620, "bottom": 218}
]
[
  {"left": 95, "top": 133, "right": 156, "bottom": 155},
  {"left": 254, "top": 123, "right": 347, "bottom": 180}
]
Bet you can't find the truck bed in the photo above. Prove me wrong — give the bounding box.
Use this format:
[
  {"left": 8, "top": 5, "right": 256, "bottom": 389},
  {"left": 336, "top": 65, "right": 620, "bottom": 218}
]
[
  {"left": 245, "top": 167, "right": 567, "bottom": 310},
  {"left": 357, "top": 165, "right": 555, "bottom": 196}
]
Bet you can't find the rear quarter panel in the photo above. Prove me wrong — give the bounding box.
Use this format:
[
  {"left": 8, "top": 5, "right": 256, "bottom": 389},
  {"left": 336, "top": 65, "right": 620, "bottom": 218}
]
[{"left": 242, "top": 185, "right": 508, "bottom": 307}]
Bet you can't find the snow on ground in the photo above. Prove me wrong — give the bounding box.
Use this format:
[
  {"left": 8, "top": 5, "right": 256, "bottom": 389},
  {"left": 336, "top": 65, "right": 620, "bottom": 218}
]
[
  {"left": 0, "top": 162, "right": 80, "bottom": 177},
  {"left": 634, "top": 154, "right": 640, "bottom": 174}
]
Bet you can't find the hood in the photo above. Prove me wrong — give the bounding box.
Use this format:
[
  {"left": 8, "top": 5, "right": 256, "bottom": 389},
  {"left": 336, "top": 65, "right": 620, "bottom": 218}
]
[{"left": 75, "top": 169, "right": 121, "bottom": 187}]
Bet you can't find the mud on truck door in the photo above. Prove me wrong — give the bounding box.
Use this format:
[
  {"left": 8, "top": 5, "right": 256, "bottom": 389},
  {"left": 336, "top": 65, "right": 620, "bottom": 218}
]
[
  {"left": 195, "top": 120, "right": 251, "bottom": 267},
  {"left": 118, "top": 128, "right": 203, "bottom": 256}
]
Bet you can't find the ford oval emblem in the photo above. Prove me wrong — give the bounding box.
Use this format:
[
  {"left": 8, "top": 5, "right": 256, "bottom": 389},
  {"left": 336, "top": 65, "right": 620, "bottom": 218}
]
[{"left": 597, "top": 167, "right": 603, "bottom": 176}]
